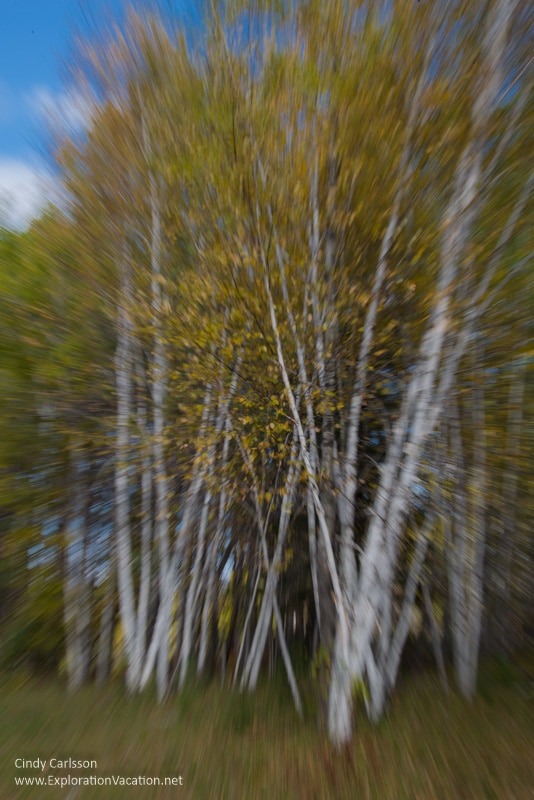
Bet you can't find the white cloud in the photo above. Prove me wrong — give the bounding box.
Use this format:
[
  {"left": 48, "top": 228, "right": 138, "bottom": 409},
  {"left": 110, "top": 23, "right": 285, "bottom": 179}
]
[
  {"left": 0, "top": 158, "right": 56, "bottom": 230},
  {"left": 29, "top": 86, "right": 94, "bottom": 134}
]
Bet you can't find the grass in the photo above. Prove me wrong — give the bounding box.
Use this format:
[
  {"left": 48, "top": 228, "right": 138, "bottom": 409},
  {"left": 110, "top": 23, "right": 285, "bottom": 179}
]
[{"left": 0, "top": 660, "right": 532, "bottom": 799}]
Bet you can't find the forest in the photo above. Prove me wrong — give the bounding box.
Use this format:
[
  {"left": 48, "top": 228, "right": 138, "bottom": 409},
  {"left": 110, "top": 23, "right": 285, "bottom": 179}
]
[{"left": 0, "top": 0, "right": 533, "bottom": 795}]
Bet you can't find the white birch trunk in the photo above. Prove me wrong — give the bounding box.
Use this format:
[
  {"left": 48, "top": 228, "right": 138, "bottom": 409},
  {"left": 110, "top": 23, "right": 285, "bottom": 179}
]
[
  {"left": 241, "top": 435, "right": 299, "bottom": 689},
  {"left": 114, "top": 243, "right": 137, "bottom": 690},
  {"left": 325, "top": 0, "right": 517, "bottom": 745},
  {"left": 132, "top": 351, "right": 152, "bottom": 688},
  {"left": 197, "top": 415, "right": 232, "bottom": 676},
  {"left": 147, "top": 173, "right": 172, "bottom": 700},
  {"left": 179, "top": 484, "right": 212, "bottom": 687},
  {"left": 63, "top": 449, "right": 91, "bottom": 691},
  {"left": 236, "top": 434, "right": 302, "bottom": 713},
  {"left": 232, "top": 559, "right": 261, "bottom": 686}
]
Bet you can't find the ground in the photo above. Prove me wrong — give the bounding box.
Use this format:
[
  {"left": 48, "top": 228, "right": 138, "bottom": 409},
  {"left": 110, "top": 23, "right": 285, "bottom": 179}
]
[{"left": 1, "top": 660, "right": 533, "bottom": 799}]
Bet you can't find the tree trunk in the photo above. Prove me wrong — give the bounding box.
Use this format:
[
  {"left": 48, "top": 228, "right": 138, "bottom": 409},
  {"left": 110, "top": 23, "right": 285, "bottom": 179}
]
[{"left": 114, "top": 242, "right": 137, "bottom": 690}]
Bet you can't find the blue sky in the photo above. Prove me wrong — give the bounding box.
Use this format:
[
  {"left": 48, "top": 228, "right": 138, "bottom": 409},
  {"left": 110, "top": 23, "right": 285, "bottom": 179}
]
[{"left": 0, "top": 0, "right": 200, "bottom": 227}]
